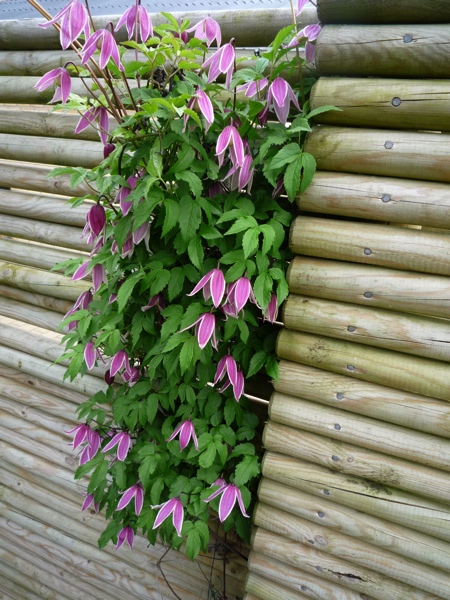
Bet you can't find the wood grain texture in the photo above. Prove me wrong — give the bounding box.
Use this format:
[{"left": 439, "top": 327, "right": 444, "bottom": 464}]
[
  {"left": 316, "top": 25, "right": 450, "bottom": 78},
  {"left": 263, "top": 420, "right": 450, "bottom": 503},
  {"left": 277, "top": 329, "right": 450, "bottom": 402},
  {"left": 0, "top": 213, "right": 87, "bottom": 251},
  {"left": 248, "top": 551, "right": 367, "bottom": 600},
  {"left": 0, "top": 133, "right": 103, "bottom": 168},
  {"left": 246, "top": 570, "right": 309, "bottom": 600},
  {"left": 0, "top": 190, "right": 88, "bottom": 226},
  {"left": 305, "top": 126, "right": 450, "bottom": 183},
  {"left": 0, "top": 560, "right": 64, "bottom": 600},
  {"left": 252, "top": 528, "right": 438, "bottom": 600},
  {"left": 297, "top": 171, "right": 450, "bottom": 228},
  {"left": 283, "top": 294, "right": 450, "bottom": 361},
  {"left": 310, "top": 78, "right": 450, "bottom": 131},
  {"left": 317, "top": 0, "right": 450, "bottom": 24},
  {"left": 287, "top": 256, "right": 450, "bottom": 319},
  {"left": 254, "top": 502, "right": 450, "bottom": 598},
  {"left": 0, "top": 237, "right": 86, "bottom": 272},
  {"left": 269, "top": 392, "right": 450, "bottom": 471},
  {"left": 0, "top": 8, "right": 317, "bottom": 50},
  {"left": 0, "top": 283, "right": 72, "bottom": 314},
  {"left": 290, "top": 217, "right": 450, "bottom": 276},
  {"left": 258, "top": 479, "right": 450, "bottom": 573},
  {"left": 0, "top": 295, "right": 64, "bottom": 331},
  {"left": 275, "top": 361, "right": 450, "bottom": 439},
  {"left": 0, "top": 159, "right": 88, "bottom": 196}
]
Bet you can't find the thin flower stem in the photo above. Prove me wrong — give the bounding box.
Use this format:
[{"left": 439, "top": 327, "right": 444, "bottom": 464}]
[
  {"left": 290, "top": 0, "right": 305, "bottom": 106},
  {"left": 84, "top": 0, "right": 96, "bottom": 34}
]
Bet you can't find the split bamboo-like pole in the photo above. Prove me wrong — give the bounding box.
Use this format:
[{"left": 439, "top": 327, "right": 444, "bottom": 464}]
[
  {"left": 0, "top": 260, "right": 88, "bottom": 301},
  {"left": 287, "top": 256, "right": 450, "bottom": 319},
  {"left": 258, "top": 479, "right": 450, "bottom": 573},
  {"left": 0, "top": 295, "right": 64, "bottom": 332},
  {"left": 0, "top": 213, "right": 88, "bottom": 251},
  {"left": 248, "top": 551, "right": 365, "bottom": 600},
  {"left": 290, "top": 217, "right": 450, "bottom": 276},
  {"left": 246, "top": 571, "right": 309, "bottom": 600},
  {"left": 277, "top": 329, "right": 450, "bottom": 402},
  {"left": 310, "top": 78, "right": 450, "bottom": 132},
  {"left": 0, "top": 283, "right": 72, "bottom": 314},
  {"left": 269, "top": 391, "right": 450, "bottom": 470},
  {"left": 0, "top": 238, "right": 86, "bottom": 272},
  {"left": 254, "top": 503, "right": 450, "bottom": 599},
  {"left": 297, "top": 172, "right": 450, "bottom": 229},
  {"left": 305, "top": 126, "right": 450, "bottom": 183},
  {"left": 263, "top": 421, "right": 450, "bottom": 503},
  {"left": 283, "top": 293, "right": 450, "bottom": 361},
  {"left": 0, "top": 133, "right": 103, "bottom": 168},
  {"left": 275, "top": 360, "right": 450, "bottom": 439},
  {"left": 0, "top": 8, "right": 318, "bottom": 50},
  {"left": 317, "top": 0, "right": 450, "bottom": 24},
  {"left": 0, "top": 190, "right": 88, "bottom": 226},
  {"left": 251, "top": 528, "right": 435, "bottom": 600},
  {"left": 316, "top": 25, "right": 450, "bottom": 78},
  {"left": 0, "top": 159, "right": 89, "bottom": 196}
]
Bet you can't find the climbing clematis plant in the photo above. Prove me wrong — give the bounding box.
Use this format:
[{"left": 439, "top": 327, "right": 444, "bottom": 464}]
[{"left": 30, "top": 0, "right": 332, "bottom": 576}]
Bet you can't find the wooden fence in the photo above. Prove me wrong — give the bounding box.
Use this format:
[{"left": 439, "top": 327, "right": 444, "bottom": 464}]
[{"left": 244, "top": 1, "right": 450, "bottom": 599}]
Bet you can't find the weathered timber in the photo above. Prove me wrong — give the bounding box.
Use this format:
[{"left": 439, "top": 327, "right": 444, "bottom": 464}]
[
  {"left": 246, "top": 570, "right": 309, "bottom": 600},
  {"left": 258, "top": 479, "right": 450, "bottom": 573},
  {"left": 310, "top": 78, "right": 450, "bottom": 131},
  {"left": 0, "top": 189, "right": 88, "bottom": 225},
  {"left": 275, "top": 361, "right": 450, "bottom": 439},
  {"left": 316, "top": 25, "right": 450, "bottom": 78},
  {"left": 0, "top": 559, "right": 62, "bottom": 600},
  {"left": 263, "top": 421, "right": 450, "bottom": 503},
  {"left": 0, "top": 214, "right": 87, "bottom": 251},
  {"left": 0, "top": 160, "right": 88, "bottom": 196},
  {"left": 305, "top": 126, "right": 450, "bottom": 183},
  {"left": 262, "top": 453, "right": 450, "bottom": 542},
  {"left": 290, "top": 217, "right": 450, "bottom": 276},
  {"left": 0, "top": 285, "right": 71, "bottom": 315},
  {"left": 0, "top": 296, "right": 64, "bottom": 332},
  {"left": 283, "top": 294, "right": 450, "bottom": 361},
  {"left": 277, "top": 329, "right": 450, "bottom": 402},
  {"left": 0, "top": 133, "right": 103, "bottom": 168},
  {"left": 0, "top": 76, "right": 108, "bottom": 104},
  {"left": 269, "top": 392, "right": 450, "bottom": 471},
  {"left": 297, "top": 172, "right": 450, "bottom": 228},
  {"left": 0, "top": 238, "right": 86, "bottom": 271},
  {"left": 0, "top": 8, "right": 317, "bottom": 50},
  {"left": 251, "top": 528, "right": 436, "bottom": 600},
  {"left": 0, "top": 261, "right": 88, "bottom": 301},
  {"left": 317, "top": 0, "right": 450, "bottom": 24},
  {"left": 287, "top": 256, "right": 450, "bottom": 319},
  {"left": 248, "top": 551, "right": 365, "bottom": 600},
  {"left": 254, "top": 503, "right": 450, "bottom": 599}
]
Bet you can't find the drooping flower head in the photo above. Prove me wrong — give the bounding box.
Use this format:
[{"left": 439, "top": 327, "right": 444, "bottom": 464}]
[
  {"left": 39, "top": 0, "right": 89, "bottom": 49},
  {"left": 186, "top": 16, "right": 221, "bottom": 47},
  {"left": 180, "top": 313, "right": 218, "bottom": 350},
  {"left": 187, "top": 268, "right": 225, "bottom": 308},
  {"left": 151, "top": 498, "right": 184, "bottom": 537},
  {"left": 167, "top": 419, "right": 199, "bottom": 451},
  {"left": 202, "top": 41, "right": 235, "bottom": 89},
  {"left": 226, "top": 276, "right": 252, "bottom": 314},
  {"left": 183, "top": 89, "right": 214, "bottom": 133},
  {"left": 116, "top": 5, "right": 153, "bottom": 42},
  {"left": 81, "top": 493, "right": 100, "bottom": 513},
  {"left": 102, "top": 431, "right": 131, "bottom": 461},
  {"left": 203, "top": 483, "right": 249, "bottom": 522},
  {"left": 236, "top": 77, "right": 269, "bottom": 99},
  {"left": 285, "top": 24, "right": 322, "bottom": 64},
  {"left": 82, "top": 29, "right": 124, "bottom": 72},
  {"left": 110, "top": 350, "right": 131, "bottom": 377},
  {"left": 117, "top": 483, "right": 144, "bottom": 516},
  {"left": 267, "top": 77, "right": 300, "bottom": 125},
  {"left": 296, "top": 0, "right": 310, "bottom": 16},
  {"left": 75, "top": 106, "right": 110, "bottom": 145},
  {"left": 263, "top": 293, "right": 279, "bottom": 323},
  {"left": 216, "top": 125, "right": 245, "bottom": 168},
  {"left": 34, "top": 68, "right": 72, "bottom": 104},
  {"left": 116, "top": 526, "right": 135, "bottom": 550}
]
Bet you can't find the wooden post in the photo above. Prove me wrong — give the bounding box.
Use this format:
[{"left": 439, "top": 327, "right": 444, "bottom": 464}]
[
  {"left": 0, "top": 160, "right": 89, "bottom": 197},
  {"left": 317, "top": 0, "right": 450, "bottom": 24}
]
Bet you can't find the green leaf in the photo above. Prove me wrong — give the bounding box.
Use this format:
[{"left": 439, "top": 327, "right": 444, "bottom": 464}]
[
  {"left": 176, "top": 171, "right": 203, "bottom": 198},
  {"left": 284, "top": 155, "right": 303, "bottom": 201},
  {"left": 187, "top": 237, "right": 204, "bottom": 270},
  {"left": 167, "top": 145, "right": 196, "bottom": 175},
  {"left": 151, "top": 476, "right": 165, "bottom": 505},
  {"left": 98, "top": 520, "right": 122, "bottom": 549},
  {"left": 229, "top": 443, "right": 255, "bottom": 459},
  {"left": 185, "top": 528, "right": 201, "bottom": 560},
  {"left": 246, "top": 350, "right": 267, "bottom": 378},
  {"left": 150, "top": 269, "right": 171, "bottom": 296},
  {"left": 265, "top": 354, "right": 279, "bottom": 380},
  {"left": 179, "top": 336, "right": 198, "bottom": 374},
  {"left": 199, "top": 441, "right": 217, "bottom": 468},
  {"left": 260, "top": 224, "right": 276, "bottom": 255},
  {"left": 270, "top": 143, "right": 301, "bottom": 171},
  {"left": 252, "top": 272, "right": 273, "bottom": 310},
  {"left": 117, "top": 271, "right": 144, "bottom": 312},
  {"left": 242, "top": 227, "right": 259, "bottom": 258},
  {"left": 114, "top": 214, "right": 133, "bottom": 249},
  {"left": 133, "top": 189, "right": 163, "bottom": 229},
  {"left": 168, "top": 267, "right": 185, "bottom": 301},
  {"left": 162, "top": 197, "right": 181, "bottom": 237},
  {"left": 87, "top": 459, "right": 109, "bottom": 494},
  {"left": 225, "top": 215, "right": 258, "bottom": 236},
  {"left": 146, "top": 394, "right": 159, "bottom": 424},
  {"left": 139, "top": 454, "right": 160, "bottom": 488},
  {"left": 179, "top": 196, "right": 201, "bottom": 241},
  {"left": 300, "top": 152, "right": 317, "bottom": 193},
  {"left": 306, "top": 105, "right": 342, "bottom": 120},
  {"left": 234, "top": 455, "right": 260, "bottom": 487}
]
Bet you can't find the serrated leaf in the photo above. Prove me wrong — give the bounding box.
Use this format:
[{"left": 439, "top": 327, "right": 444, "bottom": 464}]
[
  {"left": 186, "top": 528, "right": 201, "bottom": 560},
  {"left": 114, "top": 214, "right": 133, "bottom": 249},
  {"left": 98, "top": 520, "right": 122, "bottom": 549},
  {"left": 187, "top": 237, "right": 204, "bottom": 270},
  {"left": 265, "top": 354, "right": 279, "bottom": 380},
  {"left": 270, "top": 143, "right": 301, "bottom": 171},
  {"left": 300, "top": 152, "right": 317, "bottom": 193},
  {"left": 168, "top": 266, "right": 185, "bottom": 301},
  {"left": 199, "top": 441, "right": 216, "bottom": 468},
  {"left": 117, "top": 271, "right": 144, "bottom": 312},
  {"left": 133, "top": 190, "right": 163, "bottom": 229},
  {"left": 225, "top": 215, "right": 258, "bottom": 236},
  {"left": 252, "top": 272, "right": 273, "bottom": 310},
  {"left": 284, "top": 155, "right": 303, "bottom": 201},
  {"left": 179, "top": 196, "right": 201, "bottom": 241},
  {"left": 179, "top": 336, "right": 197, "bottom": 374},
  {"left": 176, "top": 171, "right": 203, "bottom": 198},
  {"left": 234, "top": 455, "right": 260, "bottom": 487},
  {"left": 260, "top": 224, "right": 276, "bottom": 255},
  {"left": 246, "top": 350, "right": 267, "bottom": 378},
  {"left": 139, "top": 455, "right": 160, "bottom": 488},
  {"left": 167, "top": 145, "right": 196, "bottom": 175},
  {"left": 242, "top": 227, "right": 259, "bottom": 258},
  {"left": 307, "top": 105, "right": 342, "bottom": 120},
  {"left": 146, "top": 394, "right": 159, "bottom": 424}
]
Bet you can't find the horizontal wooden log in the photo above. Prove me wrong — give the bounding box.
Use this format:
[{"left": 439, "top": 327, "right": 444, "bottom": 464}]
[
  {"left": 251, "top": 528, "right": 435, "bottom": 600},
  {"left": 254, "top": 502, "right": 450, "bottom": 598},
  {"left": 0, "top": 296, "right": 64, "bottom": 332},
  {"left": 317, "top": 0, "right": 450, "bottom": 24},
  {"left": 263, "top": 420, "right": 450, "bottom": 503},
  {"left": 0, "top": 237, "right": 85, "bottom": 271},
  {"left": 262, "top": 452, "right": 450, "bottom": 542},
  {"left": 305, "top": 126, "right": 450, "bottom": 183},
  {"left": 270, "top": 392, "right": 450, "bottom": 471},
  {"left": 297, "top": 172, "right": 450, "bottom": 228},
  {"left": 287, "top": 256, "right": 450, "bottom": 319},
  {"left": 0, "top": 159, "right": 88, "bottom": 196},
  {"left": 258, "top": 479, "right": 450, "bottom": 573},
  {"left": 0, "top": 214, "right": 87, "bottom": 251},
  {"left": 310, "top": 78, "right": 450, "bottom": 132},
  {"left": 246, "top": 570, "right": 309, "bottom": 600},
  {"left": 275, "top": 361, "right": 450, "bottom": 439},
  {"left": 0, "top": 133, "right": 103, "bottom": 168},
  {"left": 0, "top": 261, "right": 88, "bottom": 301},
  {"left": 290, "top": 217, "right": 450, "bottom": 276},
  {"left": 248, "top": 551, "right": 365, "bottom": 600},
  {"left": 0, "top": 8, "right": 317, "bottom": 50},
  {"left": 0, "top": 76, "right": 114, "bottom": 105},
  {"left": 0, "top": 189, "right": 88, "bottom": 226},
  {"left": 283, "top": 294, "right": 450, "bottom": 361},
  {"left": 316, "top": 25, "right": 450, "bottom": 78},
  {"left": 277, "top": 329, "right": 450, "bottom": 402},
  {"left": 0, "top": 559, "right": 62, "bottom": 600},
  {"left": 0, "top": 283, "right": 71, "bottom": 315}
]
